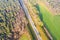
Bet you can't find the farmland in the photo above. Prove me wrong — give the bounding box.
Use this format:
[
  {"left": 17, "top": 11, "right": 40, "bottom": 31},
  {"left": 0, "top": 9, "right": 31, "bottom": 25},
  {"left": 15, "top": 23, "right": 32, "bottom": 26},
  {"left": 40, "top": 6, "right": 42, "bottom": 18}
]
[{"left": 37, "top": 0, "right": 60, "bottom": 40}]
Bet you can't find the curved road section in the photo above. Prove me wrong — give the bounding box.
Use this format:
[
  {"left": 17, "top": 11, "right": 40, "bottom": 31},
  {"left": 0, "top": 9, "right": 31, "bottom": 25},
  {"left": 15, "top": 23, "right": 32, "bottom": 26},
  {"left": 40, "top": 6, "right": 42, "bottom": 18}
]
[{"left": 19, "top": 0, "right": 42, "bottom": 40}]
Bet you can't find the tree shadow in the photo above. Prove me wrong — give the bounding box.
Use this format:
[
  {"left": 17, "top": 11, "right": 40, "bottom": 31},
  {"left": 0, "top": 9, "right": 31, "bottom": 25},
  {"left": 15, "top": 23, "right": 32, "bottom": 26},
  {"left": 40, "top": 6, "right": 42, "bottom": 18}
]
[{"left": 34, "top": 4, "right": 43, "bottom": 21}]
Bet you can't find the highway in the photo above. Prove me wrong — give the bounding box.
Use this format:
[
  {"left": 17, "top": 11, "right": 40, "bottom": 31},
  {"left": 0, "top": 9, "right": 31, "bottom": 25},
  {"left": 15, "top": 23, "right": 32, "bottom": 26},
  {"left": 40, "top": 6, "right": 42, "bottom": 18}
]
[{"left": 19, "top": 0, "right": 42, "bottom": 40}]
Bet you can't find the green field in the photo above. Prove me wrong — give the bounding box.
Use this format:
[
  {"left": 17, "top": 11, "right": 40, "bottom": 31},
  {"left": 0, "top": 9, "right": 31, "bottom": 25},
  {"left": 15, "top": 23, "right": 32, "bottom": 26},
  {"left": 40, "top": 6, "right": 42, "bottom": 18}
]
[{"left": 37, "top": 4, "right": 60, "bottom": 40}]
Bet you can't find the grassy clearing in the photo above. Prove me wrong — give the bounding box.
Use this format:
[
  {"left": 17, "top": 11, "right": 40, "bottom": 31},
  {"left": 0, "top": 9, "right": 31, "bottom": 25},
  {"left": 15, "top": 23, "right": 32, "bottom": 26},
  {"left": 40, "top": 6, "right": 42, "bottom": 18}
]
[
  {"left": 20, "top": 25, "right": 34, "bottom": 40},
  {"left": 20, "top": 34, "right": 29, "bottom": 40}
]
